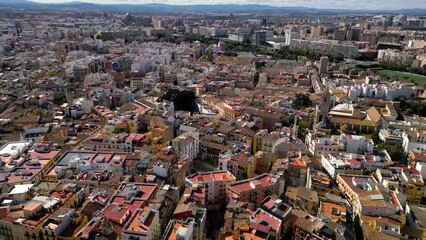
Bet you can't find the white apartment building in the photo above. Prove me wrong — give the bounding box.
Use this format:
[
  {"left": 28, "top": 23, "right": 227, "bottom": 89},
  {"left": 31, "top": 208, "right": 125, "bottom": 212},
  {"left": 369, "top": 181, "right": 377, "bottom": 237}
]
[
  {"left": 347, "top": 82, "right": 418, "bottom": 101},
  {"left": 185, "top": 171, "right": 236, "bottom": 205},
  {"left": 172, "top": 131, "right": 200, "bottom": 162},
  {"left": 131, "top": 59, "right": 153, "bottom": 75},
  {"left": 402, "top": 129, "right": 426, "bottom": 153},
  {"left": 306, "top": 132, "right": 374, "bottom": 157},
  {"left": 379, "top": 128, "right": 403, "bottom": 145},
  {"left": 290, "top": 39, "right": 359, "bottom": 58},
  {"left": 253, "top": 129, "right": 281, "bottom": 153},
  {"left": 285, "top": 31, "right": 300, "bottom": 45},
  {"left": 322, "top": 151, "right": 391, "bottom": 177},
  {"left": 415, "top": 161, "right": 426, "bottom": 181},
  {"left": 378, "top": 49, "right": 415, "bottom": 66}
]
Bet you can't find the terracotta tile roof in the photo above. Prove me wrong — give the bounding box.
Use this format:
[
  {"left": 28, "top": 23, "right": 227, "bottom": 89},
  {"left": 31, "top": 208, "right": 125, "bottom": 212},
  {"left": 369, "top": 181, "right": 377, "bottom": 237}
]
[
  {"left": 362, "top": 223, "right": 398, "bottom": 240},
  {"left": 187, "top": 171, "right": 235, "bottom": 183},
  {"left": 228, "top": 174, "right": 278, "bottom": 193},
  {"left": 103, "top": 204, "right": 129, "bottom": 223},
  {"left": 331, "top": 117, "right": 377, "bottom": 127},
  {"left": 366, "top": 106, "right": 382, "bottom": 123},
  {"left": 0, "top": 207, "right": 9, "bottom": 218},
  {"left": 251, "top": 209, "right": 281, "bottom": 231}
]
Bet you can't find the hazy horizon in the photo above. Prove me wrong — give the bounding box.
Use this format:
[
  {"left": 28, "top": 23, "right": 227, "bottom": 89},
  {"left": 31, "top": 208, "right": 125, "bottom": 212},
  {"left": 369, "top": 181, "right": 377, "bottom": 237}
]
[{"left": 29, "top": 0, "right": 424, "bottom": 11}]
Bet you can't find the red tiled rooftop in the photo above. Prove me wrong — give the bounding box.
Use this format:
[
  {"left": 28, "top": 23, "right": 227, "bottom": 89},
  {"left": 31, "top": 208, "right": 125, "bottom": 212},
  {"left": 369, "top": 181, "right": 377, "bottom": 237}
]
[
  {"left": 7, "top": 168, "right": 40, "bottom": 184},
  {"left": 126, "top": 133, "right": 145, "bottom": 142},
  {"left": 110, "top": 183, "right": 158, "bottom": 213},
  {"left": 192, "top": 186, "right": 205, "bottom": 199},
  {"left": 103, "top": 204, "right": 130, "bottom": 223},
  {"left": 0, "top": 207, "right": 8, "bottom": 218},
  {"left": 249, "top": 222, "right": 271, "bottom": 234},
  {"left": 288, "top": 157, "right": 306, "bottom": 167},
  {"left": 340, "top": 175, "right": 378, "bottom": 193},
  {"left": 228, "top": 174, "right": 277, "bottom": 193},
  {"left": 94, "top": 195, "right": 106, "bottom": 202},
  {"left": 251, "top": 209, "right": 281, "bottom": 231},
  {"left": 321, "top": 202, "right": 346, "bottom": 221},
  {"left": 50, "top": 191, "right": 73, "bottom": 204},
  {"left": 349, "top": 160, "right": 362, "bottom": 166},
  {"left": 130, "top": 102, "right": 148, "bottom": 115},
  {"left": 261, "top": 197, "right": 275, "bottom": 210},
  {"left": 187, "top": 171, "right": 235, "bottom": 183},
  {"left": 361, "top": 214, "right": 402, "bottom": 226},
  {"left": 165, "top": 222, "right": 183, "bottom": 240},
  {"left": 90, "top": 135, "right": 104, "bottom": 141},
  {"left": 108, "top": 197, "right": 145, "bottom": 221},
  {"left": 241, "top": 232, "right": 264, "bottom": 240},
  {"left": 46, "top": 168, "right": 58, "bottom": 177},
  {"left": 0, "top": 216, "right": 17, "bottom": 223},
  {"left": 23, "top": 212, "right": 50, "bottom": 227},
  {"left": 27, "top": 149, "right": 61, "bottom": 161},
  {"left": 127, "top": 184, "right": 158, "bottom": 201},
  {"left": 92, "top": 153, "right": 113, "bottom": 163},
  {"left": 271, "top": 79, "right": 288, "bottom": 85},
  {"left": 24, "top": 202, "right": 42, "bottom": 211},
  {"left": 80, "top": 219, "right": 98, "bottom": 235},
  {"left": 125, "top": 207, "right": 157, "bottom": 234},
  {"left": 50, "top": 191, "right": 62, "bottom": 198},
  {"left": 108, "top": 153, "right": 127, "bottom": 166}
]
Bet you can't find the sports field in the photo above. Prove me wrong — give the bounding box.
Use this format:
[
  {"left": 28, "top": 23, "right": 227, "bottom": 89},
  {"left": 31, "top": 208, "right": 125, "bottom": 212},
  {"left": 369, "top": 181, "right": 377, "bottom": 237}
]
[{"left": 377, "top": 70, "right": 426, "bottom": 86}]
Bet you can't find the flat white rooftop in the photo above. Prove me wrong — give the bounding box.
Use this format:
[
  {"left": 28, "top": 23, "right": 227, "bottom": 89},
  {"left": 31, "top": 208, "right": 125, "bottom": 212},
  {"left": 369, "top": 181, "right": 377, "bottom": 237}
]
[
  {"left": 0, "top": 141, "right": 29, "bottom": 156},
  {"left": 9, "top": 184, "right": 34, "bottom": 195}
]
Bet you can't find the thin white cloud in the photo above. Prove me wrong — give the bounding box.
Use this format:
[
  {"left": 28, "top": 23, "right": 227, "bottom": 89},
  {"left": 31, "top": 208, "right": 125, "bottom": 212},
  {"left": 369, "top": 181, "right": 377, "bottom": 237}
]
[{"left": 30, "top": 0, "right": 423, "bottom": 10}]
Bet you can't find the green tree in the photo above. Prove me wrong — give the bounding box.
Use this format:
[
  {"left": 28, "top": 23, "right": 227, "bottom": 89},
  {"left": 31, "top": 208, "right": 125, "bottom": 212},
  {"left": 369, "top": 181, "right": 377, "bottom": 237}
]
[
  {"left": 162, "top": 89, "right": 197, "bottom": 113},
  {"left": 236, "top": 171, "right": 248, "bottom": 181},
  {"left": 398, "top": 100, "right": 426, "bottom": 117},
  {"left": 297, "top": 120, "right": 309, "bottom": 137},
  {"left": 291, "top": 94, "right": 313, "bottom": 110},
  {"left": 364, "top": 132, "right": 382, "bottom": 144},
  {"left": 223, "top": 51, "right": 238, "bottom": 57},
  {"left": 205, "top": 51, "right": 214, "bottom": 61},
  {"left": 378, "top": 143, "right": 407, "bottom": 164},
  {"left": 404, "top": 108, "right": 414, "bottom": 115}
]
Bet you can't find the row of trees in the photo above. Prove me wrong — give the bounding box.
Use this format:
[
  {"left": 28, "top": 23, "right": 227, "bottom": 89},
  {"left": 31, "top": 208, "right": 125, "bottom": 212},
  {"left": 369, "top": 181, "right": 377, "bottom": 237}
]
[
  {"left": 168, "top": 34, "right": 426, "bottom": 77},
  {"left": 398, "top": 99, "right": 426, "bottom": 117},
  {"left": 163, "top": 34, "right": 218, "bottom": 45},
  {"left": 223, "top": 42, "right": 345, "bottom": 62},
  {"left": 379, "top": 62, "right": 426, "bottom": 76},
  {"left": 155, "top": 33, "right": 347, "bottom": 62},
  {"left": 356, "top": 62, "right": 426, "bottom": 76},
  {"left": 271, "top": 47, "right": 344, "bottom": 62}
]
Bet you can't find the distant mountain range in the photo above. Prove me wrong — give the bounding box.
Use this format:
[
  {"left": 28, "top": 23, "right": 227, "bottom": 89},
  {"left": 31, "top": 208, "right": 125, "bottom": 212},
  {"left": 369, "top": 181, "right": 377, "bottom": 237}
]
[{"left": 0, "top": 0, "right": 425, "bottom": 14}]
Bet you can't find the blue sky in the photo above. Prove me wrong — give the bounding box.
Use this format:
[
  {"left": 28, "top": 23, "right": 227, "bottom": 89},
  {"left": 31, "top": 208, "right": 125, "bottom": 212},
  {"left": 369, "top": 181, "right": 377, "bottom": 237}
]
[{"left": 31, "top": 0, "right": 422, "bottom": 10}]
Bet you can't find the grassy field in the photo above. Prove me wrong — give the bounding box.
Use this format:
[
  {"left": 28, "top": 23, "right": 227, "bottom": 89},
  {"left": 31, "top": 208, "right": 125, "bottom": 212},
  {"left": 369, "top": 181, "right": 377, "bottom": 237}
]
[{"left": 377, "top": 70, "right": 426, "bottom": 87}]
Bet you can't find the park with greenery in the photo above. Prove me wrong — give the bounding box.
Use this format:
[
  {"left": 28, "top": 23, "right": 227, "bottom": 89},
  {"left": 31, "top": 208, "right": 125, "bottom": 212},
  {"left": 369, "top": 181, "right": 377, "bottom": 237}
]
[
  {"left": 160, "top": 89, "right": 198, "bottom": 113},
  {"left": 377, "top": 69, "right": 426, "bottom": 86}
]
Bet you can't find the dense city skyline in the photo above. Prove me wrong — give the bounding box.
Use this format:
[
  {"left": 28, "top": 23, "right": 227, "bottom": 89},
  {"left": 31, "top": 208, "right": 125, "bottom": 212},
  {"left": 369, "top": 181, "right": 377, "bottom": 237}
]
[
  {"left": 0, "top": 3, "right": 425, "bottom": 240},
  {"left": 30, "top": 0, "right": 426, "bottom": 11}
]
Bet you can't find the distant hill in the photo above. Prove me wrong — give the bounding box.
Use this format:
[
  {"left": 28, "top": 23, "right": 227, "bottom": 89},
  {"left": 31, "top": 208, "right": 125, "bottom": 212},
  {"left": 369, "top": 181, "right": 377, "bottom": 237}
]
[{"left": 0, "top": 1, "right": 425, "bottom": 14}]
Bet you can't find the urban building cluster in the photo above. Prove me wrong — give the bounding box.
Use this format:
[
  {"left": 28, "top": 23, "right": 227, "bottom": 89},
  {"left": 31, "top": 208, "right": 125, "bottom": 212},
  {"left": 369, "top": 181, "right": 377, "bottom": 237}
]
[{"left": 0, "top": 7, "right": 426, "bottom": 240}]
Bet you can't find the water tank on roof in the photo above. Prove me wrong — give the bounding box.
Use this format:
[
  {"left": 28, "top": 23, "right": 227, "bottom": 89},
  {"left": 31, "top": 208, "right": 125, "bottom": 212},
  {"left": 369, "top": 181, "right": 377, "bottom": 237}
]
[
  {"left": 357, "top": 182, "right": 372, "bottom": 191},
  {"left": 274, "top": 199, "right": 283, "bottom": 206},
  {"left": 113, "top": 156, "right": 121, "bottom": 164}
]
